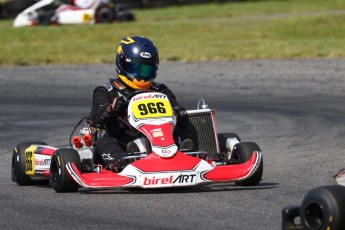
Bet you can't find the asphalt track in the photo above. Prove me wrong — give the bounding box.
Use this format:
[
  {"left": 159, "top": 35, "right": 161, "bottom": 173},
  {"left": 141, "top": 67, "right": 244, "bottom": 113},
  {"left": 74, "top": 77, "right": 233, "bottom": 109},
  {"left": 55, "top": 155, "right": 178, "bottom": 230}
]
[{"left": 0, "top": 60, "right": 345, "bottom": 229}]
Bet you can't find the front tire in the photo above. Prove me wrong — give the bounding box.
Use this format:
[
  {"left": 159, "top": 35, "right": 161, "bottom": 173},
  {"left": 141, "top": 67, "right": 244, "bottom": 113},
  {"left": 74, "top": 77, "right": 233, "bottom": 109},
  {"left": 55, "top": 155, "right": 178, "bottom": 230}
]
[
  {"left": 300, "top": 185, "right": 345, "bottom": 230},
  {"left": 50, "top": 148, "right": 81, "bottom": 193},
  {"left": 12, "top": 141, "right": 47, "bottom": 185},
  {"left": 233, "top": 142, "right": 263, "bottom": 186}
]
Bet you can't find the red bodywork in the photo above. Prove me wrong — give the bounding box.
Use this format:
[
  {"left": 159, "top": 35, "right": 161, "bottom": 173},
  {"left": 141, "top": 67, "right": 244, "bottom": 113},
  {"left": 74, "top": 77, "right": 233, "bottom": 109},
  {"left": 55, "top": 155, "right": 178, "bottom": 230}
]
[{"left": 66, "top": 151, "right": 261, "bottom": 189}]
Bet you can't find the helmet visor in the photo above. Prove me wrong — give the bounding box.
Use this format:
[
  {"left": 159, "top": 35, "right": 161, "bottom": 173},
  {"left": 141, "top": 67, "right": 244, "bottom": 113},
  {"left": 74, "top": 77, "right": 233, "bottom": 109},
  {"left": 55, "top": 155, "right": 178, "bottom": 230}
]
[{"left": 123, "top": 62, "right": 156, "bottom": 81}]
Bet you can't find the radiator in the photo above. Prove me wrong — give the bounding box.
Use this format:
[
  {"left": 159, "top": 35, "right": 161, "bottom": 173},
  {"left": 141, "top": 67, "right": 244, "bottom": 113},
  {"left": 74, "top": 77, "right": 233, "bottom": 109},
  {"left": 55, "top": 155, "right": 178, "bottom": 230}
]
[{"left": 180, "top": 108, "right": 220, "bottom": 158}]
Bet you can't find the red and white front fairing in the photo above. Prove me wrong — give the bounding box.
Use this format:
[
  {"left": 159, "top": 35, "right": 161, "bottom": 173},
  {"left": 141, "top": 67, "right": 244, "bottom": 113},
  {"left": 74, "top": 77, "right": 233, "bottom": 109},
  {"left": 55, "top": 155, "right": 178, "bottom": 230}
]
[
  {"left": 120, "top": 152, "right": 213, "bottom": 188},
  {"left": 66, "top": 150, "right": 262, "bottom": 189},
  {"left": 128, "top": 92, "right": 178, "bottom": 158}
]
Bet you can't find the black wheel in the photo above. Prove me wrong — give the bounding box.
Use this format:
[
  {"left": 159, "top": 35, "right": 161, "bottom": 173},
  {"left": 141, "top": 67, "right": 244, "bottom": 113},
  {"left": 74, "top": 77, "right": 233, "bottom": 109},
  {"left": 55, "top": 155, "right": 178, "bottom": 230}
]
[
  {"left": 143, "top": 137, "right": 152, "bottom": 154},
  {"left": 126, "top": 141, "right": 140, "bottom": 154},
  {"left": 122, "top": 11, "right": 135, "bottom": 21},
  {"left": 36, "top": 11, "right": 54, "bottom": 25},
  {"left": 12, "top": 141, "right": 47, "bottom": 186},
  {"left": 300, "top": 185, "right": 345, "bottom": 230},
  {"left": 126, "top": 138, "right": 152, "bottom": 154},
  {"left": 50, "top": 148, "right": 80, "bottom": 193},
  {"left": 96, "top": 7, "right": 114, "bottom": 23},
  {"left": 233, "top": 142, "right": 263, "bottom": 186}
]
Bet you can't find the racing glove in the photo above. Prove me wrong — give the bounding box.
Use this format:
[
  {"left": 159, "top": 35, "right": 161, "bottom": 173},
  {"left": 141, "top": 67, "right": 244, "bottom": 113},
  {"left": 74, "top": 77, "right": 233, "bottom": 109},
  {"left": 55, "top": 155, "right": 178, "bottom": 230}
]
[
  {"left": 107, "top": 96, "right": 127, "bottom": 116},
  {"left": 175, "top": 106, "right": 189, "bottom": 128}
]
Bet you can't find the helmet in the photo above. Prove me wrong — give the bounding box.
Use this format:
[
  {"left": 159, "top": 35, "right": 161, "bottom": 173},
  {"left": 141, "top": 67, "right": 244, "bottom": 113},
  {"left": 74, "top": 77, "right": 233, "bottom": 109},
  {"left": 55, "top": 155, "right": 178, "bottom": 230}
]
[{"left": 115, "top": 36, "right": 159, "bottom": 90}]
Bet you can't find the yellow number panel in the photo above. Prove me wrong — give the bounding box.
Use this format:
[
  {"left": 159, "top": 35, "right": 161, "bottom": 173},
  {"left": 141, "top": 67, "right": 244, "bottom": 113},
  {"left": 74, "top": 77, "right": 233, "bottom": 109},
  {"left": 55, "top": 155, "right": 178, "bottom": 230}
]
[
  {"left": 25, "top": 145, "right": 37, "bottom": 176},
  {"left": 132, "top": 99, "right": 173, "bottom": 120}
]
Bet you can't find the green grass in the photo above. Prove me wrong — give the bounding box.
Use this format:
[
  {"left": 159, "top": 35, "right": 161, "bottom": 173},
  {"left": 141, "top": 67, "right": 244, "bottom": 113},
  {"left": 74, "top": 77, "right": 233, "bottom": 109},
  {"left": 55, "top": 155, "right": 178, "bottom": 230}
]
[{"left": 1, "top": 0, "right": 345, "bottom": 66}]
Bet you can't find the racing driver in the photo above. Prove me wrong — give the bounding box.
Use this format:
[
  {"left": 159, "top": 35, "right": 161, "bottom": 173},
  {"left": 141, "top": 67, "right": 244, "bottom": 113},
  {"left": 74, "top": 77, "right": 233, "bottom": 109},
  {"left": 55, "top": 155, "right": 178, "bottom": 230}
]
[{"left": 91, "top": 35, "right": 190, "bottom": 169}]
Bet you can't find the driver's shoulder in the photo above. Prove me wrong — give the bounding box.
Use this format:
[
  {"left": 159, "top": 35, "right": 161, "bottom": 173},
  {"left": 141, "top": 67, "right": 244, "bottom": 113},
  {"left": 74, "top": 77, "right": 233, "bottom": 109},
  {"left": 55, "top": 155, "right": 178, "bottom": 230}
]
[
  {"left": 94, "top": 83, "right": 115, "bottom": 94},
  {"left": 102, "top": 83, "right": 114, "bottom": 92},
  {"left": 151, "top": 82, "right": 168, "bottom": 91},
  {"left": 95, "top": 79, "right": 123, "bottom": 93},
  {"left": 93, "top": 83, "right": 120, "bottom": 101}
]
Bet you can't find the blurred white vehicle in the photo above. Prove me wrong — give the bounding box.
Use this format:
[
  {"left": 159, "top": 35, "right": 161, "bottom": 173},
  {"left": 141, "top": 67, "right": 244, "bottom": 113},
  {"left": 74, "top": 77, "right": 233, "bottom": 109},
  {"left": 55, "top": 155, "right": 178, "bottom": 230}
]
[{"left": 13, "top": 0, "right": 134, "bottom": 27}]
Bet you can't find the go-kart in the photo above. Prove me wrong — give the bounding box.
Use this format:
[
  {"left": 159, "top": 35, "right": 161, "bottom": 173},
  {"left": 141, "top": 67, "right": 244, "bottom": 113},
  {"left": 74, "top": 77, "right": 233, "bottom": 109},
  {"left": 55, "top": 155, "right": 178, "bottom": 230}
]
[
  {"left": 11, "top": 91, "right": 263, "bottom": 192},
  {"left": 13, "top": 0, "right": 135, "bottom": 27}
]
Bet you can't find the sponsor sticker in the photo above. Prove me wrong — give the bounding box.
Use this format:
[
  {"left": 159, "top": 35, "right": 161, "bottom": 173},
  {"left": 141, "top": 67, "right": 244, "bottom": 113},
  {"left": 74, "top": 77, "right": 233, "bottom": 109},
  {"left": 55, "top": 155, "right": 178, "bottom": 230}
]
[
  {"left": 152, "top": 128, "right": 163, "bottom": 137},
  {"left": 140, "top": 52, "right": 151, "bottom": 58},
  {"left": 140, "top": 173, "right": 198, "bottom": 188},
  {"left": 35, "top": 154, "right": 51, "bottom": 170}
]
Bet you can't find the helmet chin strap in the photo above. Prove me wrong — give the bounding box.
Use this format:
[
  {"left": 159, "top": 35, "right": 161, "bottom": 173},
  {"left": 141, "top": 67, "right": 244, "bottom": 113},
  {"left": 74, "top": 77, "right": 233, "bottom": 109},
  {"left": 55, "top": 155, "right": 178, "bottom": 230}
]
[{"left": 118, "top": 74, "right": 152, "bottom": 90}]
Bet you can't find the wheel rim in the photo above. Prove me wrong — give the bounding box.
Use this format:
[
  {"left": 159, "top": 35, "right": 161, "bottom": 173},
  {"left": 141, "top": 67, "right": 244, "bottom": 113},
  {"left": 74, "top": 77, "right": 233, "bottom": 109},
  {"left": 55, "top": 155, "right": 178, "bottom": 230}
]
[{"left": 304, "top": 202, "right": 324, "bottom": 229}]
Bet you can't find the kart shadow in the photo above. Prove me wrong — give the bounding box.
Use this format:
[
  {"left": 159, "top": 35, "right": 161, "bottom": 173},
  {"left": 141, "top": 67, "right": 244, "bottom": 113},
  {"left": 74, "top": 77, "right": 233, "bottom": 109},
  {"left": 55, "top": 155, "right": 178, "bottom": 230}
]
[{"left": 78, "top": 182, "right": 279, "bottom": 195}]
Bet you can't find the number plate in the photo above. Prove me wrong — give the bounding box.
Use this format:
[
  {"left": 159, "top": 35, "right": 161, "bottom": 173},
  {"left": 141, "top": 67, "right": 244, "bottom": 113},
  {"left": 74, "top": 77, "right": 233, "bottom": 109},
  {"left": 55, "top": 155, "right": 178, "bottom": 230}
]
[{"left": 131, "top": 99, "right": 173, "bottom": 120}]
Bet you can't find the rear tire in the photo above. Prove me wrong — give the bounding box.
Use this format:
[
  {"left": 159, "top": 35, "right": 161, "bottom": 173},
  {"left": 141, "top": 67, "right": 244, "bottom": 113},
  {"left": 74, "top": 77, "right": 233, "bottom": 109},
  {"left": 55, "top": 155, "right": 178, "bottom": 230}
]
[
  {"left": 233, "top": 142, "right": 263, "bottom": 186},
  {"left": 50, "top": 148, "right": 80, "bottom": 193},
  {"left": 97, "top": 7, "right": 114, "bottom": 23},
  {"left": 126, "top": 141, "right": 140, "bottom": 154},
  {"left": 300, "top": 185, "right": 345, "bottom": 230},
  {"left": 12, "top": 141, "right": 47, "bottom": 186},
  {"left": 36, "top": 11, "right": 54, "bottom": 25}
]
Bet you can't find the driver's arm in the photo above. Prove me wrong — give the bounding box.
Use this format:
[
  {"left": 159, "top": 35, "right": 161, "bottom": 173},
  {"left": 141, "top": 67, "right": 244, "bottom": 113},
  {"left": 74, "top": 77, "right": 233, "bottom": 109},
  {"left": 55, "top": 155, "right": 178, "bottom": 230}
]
[
  {"left": 91, "top": 86, "right": 125, "bottom": 126},
  {"left": 91, "top": 86, "right": 112, "bottom": 124}
]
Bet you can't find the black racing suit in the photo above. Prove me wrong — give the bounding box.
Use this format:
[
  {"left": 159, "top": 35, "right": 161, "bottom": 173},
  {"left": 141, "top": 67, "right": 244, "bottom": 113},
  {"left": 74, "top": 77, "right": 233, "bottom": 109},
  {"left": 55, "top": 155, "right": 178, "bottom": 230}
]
[{"left": 91, "top": 79, "right": 187, "bottom": 166}]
